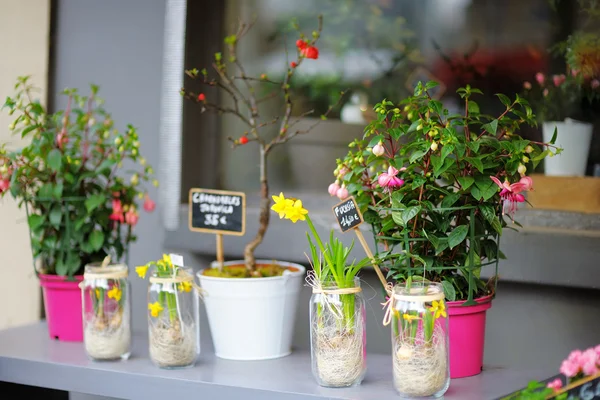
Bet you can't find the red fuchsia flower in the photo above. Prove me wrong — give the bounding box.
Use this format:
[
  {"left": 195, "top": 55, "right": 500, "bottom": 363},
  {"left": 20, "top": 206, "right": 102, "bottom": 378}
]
[
  {"left": 143, "top": 194, "right": 156, "bottom": 212},
  {"left": 301, "top": 46, "right": 319, "bottom": 60},
  {"left": 523, "top": 81, "right": 532, "bottom": 90},
  {"left": 109, "top": 199, "right": 125, "bottom": 223},
  {"left": 296, "top": 39, "right": 307, "bottom": 50},
  {"left": 377, "top": 166, "right": 405, "bottom": 191},
  {"left": 328, "top": 181, "right": 340, "bottom": 196},
  {"left": 553, "top": 74, "right": 566, "bottom": 87},
  {"left": 336, "top": 186, "right": 349, "bottom": 200},
  {"left": 56, "top": 129, "right": 68, "bottom": 150},
  {"left": 197, "top": 93, "right": 206, "bottom": 101},
  {"left": 546, "top": 378, "right": 563, "bottom": 392},
  {"left": 535, "top": 72, "right": 545, "bottom": 85},
  {"left": 592, "top": 79, "right": 600, "bottom": 89},
  {"left": 489, "top": 175, "right": 533, "bottom": 216},
  {"left": 290, "top": 61, "right": 297, "bottom": 68},
  {"left": 0, "top": 178, "right": 9, "bottom": 194},
  {"left": 124, "top": 208, "right": 139, "bottom": 226}
]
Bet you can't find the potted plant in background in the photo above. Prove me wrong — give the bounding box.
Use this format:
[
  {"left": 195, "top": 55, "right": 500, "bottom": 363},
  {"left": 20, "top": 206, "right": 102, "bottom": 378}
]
[
  {"left": 180, "top": 16, "right": 344, "bottom": 360},
  {"left": 331, "top": 81, "right": 556, "bottom": 378},
  {"left": 522, "top": 69, "right": 598, "bottom": 176},
  {"left": 0, "top": 76, "right": 156, "bottom": 341},
  {"left": 272, "top": 193, "right": 370, "bottom": 387}
]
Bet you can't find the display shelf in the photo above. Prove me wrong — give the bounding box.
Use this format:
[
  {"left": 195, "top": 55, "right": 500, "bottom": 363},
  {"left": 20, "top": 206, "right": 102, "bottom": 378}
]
[{"left": 0, "top": 322, "right": 549, "bottom": 400}]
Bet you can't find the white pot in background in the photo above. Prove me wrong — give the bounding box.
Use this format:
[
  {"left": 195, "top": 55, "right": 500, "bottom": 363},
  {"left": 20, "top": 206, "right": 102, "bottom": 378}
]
[
  {"left": 542, "top": 118, "right": 593, "bottom": 177},
  {"left": 197, "top": 260, "right": 305, "bottom": 360}
]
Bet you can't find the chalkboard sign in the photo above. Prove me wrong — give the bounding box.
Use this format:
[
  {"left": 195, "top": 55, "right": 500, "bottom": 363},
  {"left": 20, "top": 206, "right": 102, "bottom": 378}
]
[
  {"left": 332, "top": 196, "right": 364, "bottom": 232},
  {"left": 188, "top": 188, "right": 246, "bottom": 236},
  {"left": 558, "top": 373, "right": 600, "bottom": 399}
]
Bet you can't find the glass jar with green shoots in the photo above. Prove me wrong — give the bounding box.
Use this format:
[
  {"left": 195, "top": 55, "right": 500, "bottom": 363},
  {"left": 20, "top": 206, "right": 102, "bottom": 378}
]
[
  {"left": 271, "top": 193, "right": 369, "bottom": 387},
  {"left": 389, "top": 280, "right": 450, "bottom": 398},
  {"left": 137, "top": 254, "right": 200, "bottom": 369},
  {"left": 81, "top": 262, "right": 131, "bottom": 361}
]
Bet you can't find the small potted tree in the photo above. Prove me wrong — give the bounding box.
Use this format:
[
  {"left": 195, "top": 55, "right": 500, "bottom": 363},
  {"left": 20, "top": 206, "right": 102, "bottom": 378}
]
[
  {"left": 0, "top": 77, "right": 156, "bottom": 341},
  {"left": 331, "top": 81, "right": 556, "bottom": 379},
  {"left": 181, "top": 16, "right": 344, "bottom": 360}
]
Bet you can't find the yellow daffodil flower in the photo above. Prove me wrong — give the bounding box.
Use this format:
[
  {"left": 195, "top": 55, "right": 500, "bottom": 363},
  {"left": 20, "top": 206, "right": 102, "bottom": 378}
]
[
  {"left": 179, "top": 281, "right": 192, "bottom": 293},
  {"left": 107, "top": 287, "right": 122, "bottom": 302},
  {"left": 271, "top": 192, "right": 294, "bottom": 219},
  {"left": 429, "top": 300, "right": 447, "bottom": 319},
  {"left": 162, "top": 254, "right": 173, "bottom": 268},
  {"left": 402, "top": 313, "right": 421, "bottom": 322},
  {"left": 148, "top": 302, "right": 163, "bottom": 318},
  {"left": 135, "top": 265, "right": 149, "bottom": 278},
  {"left": 95, "top": 288, "right": 101, "bottom": 299},
  {"left": 285, "top": 199, "right": 308, "bottom": 223}
]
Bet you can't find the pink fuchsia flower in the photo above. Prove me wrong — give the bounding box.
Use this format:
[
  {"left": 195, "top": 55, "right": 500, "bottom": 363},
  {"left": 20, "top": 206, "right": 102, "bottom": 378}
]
[
  {"left": 592, "top": 79, "right": 600, "bottom": 89},
  {"left": 0, "top": 178, "right": 9, "bottom": 194},
  {"left": 553, "top": 74, "right": 566, "bottom": 87},
  {"left": 535, "top": 72, "right": 545, "bottom": 85},
  {"left": 124, "top": 208, "right": 139, "bottom": 226},
  {"left": 547, "top": 378, "right": 563, "bottom": 392},
  {"left": 56, "top": 129, "right": 68, "bottom": 150},
  {"left": 580, "top": 348, "right": 599, "bottom": 376},
  {"left": 571, "top": 68, "right": 580, "bottom": 77},
  {"left": 377, "top": 166, "right": 405, "bottom": 191},
  {"left": 336, "top": 186, "right": 349, "bottom": 200},
  {"left": 523, "top": 81, "right": 532, "bottom": 90},
  {"left": 109, "top": 199, "right": 125, "bottom": 223},
  {"left": 143, "top": 194, "right": 156, "bottom": 212},
  {"left": 338, "top": 166, "right": 349, "bottom": 176},
  {"left": 560, "top": 359, "right": 580, "bottom": 377},
  {"left": 543, "top": 88, "right": 549, "bottom": 97},
  {"left": 328, "top": 181, "right": 340, "bottom": 196},
  {"left": 372, "top": 142, "right": 385, "bottom": 156},
  {"left": 489, "top": 175, "right": 533, "bottom": 216}
]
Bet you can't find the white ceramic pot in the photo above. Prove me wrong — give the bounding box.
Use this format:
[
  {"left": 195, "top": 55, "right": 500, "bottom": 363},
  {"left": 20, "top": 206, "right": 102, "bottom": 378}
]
[
  {"left": 542, "top": 118, "right": 593, "bottom": 177},
  {"left": 197, "top": 259, "right": 305, "bottom": 360}
]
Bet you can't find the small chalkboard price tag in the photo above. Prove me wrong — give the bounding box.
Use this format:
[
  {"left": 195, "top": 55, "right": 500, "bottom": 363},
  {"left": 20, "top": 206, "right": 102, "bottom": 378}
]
[
  {"left": 556, "top": 373, "right": 600, "bottom": 399},
  {"left": 188, "top": 188, "right": 246, "bottom": 236},
  {"left": 332, "top": 196, "right": 363, "bottom": 232}
]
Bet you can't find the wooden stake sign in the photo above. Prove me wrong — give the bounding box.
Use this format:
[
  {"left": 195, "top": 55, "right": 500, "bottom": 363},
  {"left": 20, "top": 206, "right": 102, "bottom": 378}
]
[
  {"left": 188, "top": 188, "right": 246, "bottom": 267},
  {"left": 332, "top": 196, "right": 388, "bottom": 290}
]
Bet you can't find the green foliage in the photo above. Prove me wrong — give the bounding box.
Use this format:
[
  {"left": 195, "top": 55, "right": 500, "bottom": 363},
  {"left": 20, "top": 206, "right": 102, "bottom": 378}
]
[
  {"left": 334, "top": 81, "right": 556, "bottom": 301},
  {"left": 0, "top": 76, "right": 157, "bottom": 277}
]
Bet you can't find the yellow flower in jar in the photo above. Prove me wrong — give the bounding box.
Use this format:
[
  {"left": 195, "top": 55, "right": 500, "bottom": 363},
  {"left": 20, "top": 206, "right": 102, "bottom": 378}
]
[
  {"left": 429, "top": 300, "right": 447, "bottom": 319},
  {"left": 148, "top": 302, "right": 163, "bottom": 318},
  {"left": 107, "top": 286, "right": 122, "bottom": 302},
  {"left": 179, "top": 281, "right": 192, "bottom": 293},
  {"left": 402, "top": 313, "right": 421, "bottom": 322},
  {"left": 135, "top": 265, "right": 149, "bottom": 278}
]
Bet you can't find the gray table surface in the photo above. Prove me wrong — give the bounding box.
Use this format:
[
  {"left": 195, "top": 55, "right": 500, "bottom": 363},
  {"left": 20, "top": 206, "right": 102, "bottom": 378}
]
[{"left": 0, "top": 322, "right": 550, "bottom": 400}]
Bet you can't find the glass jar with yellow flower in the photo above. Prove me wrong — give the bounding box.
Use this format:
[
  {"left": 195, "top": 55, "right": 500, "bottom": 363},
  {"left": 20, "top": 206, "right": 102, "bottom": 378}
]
[
  {"left": 386, "top": 280, "right": 450, "bottom": 398},
  {"left": 81, "top": 261, "right": 131, "bottom": 361},
  {"left": 137, "top": 254, "right": 200, "bottom": 369}
]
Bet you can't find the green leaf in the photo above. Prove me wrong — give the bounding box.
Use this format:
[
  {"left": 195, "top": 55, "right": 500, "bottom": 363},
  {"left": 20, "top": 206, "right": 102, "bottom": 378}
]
[
  {"left": 20, "top": 125, "right": 36, "bottom": 138},
  {"left": 441, "top": 193, "right": 460, "bottom": 208},
  {"left": 440, "top": 144, "right": 454, "bottom": 163},
  {"left": 550, "top": 126, "right": 558, "bottom": 144},
  {"left": 401, "top": 206, "right": 421, "bottom": 226},
  {"left": 429, "top": 235, "right": 448, "bottom": 255},
  {"left": 448, "top": 225, "right": 468, "bottom": 249},
  {"left": 368, "top": 135, "right": 384, "bottom": 147},
  {"left": 391, "top": 192, "right": 405, "bottom": 209},
  {"left": 430, "top": 155, "right": 442, "bottom": 172},
  {"left": 425, "top": 81, "right": 439, "bottom": 90},
  {"left": 429, "top": 100, "right": 443, "bottom": 116},
  {"left": 441, "top": 280, "right": 456, "bottom": 302},
  {"left": 472, "top": 175, "right": 497, "bottom": 201},
  {"left": 85, "top": 194, "right": 106, "bottom": 213},
  {"left": 47, "top": 149, "right": 62, "bottom": 172},
  {"left": 482, "top": 119, "right": 498, "bottom": 135},
  {"left": 411, "top": 175, "right": 427, "bottom": 190},
  {"left": 514, "top": 139, "right": 530, "bottom": 153},
  {"left": 28, "top": 214, "right": 44, "bottom": 231},
  {"left": 496, "top": 93, "right": 512, "bottom": 107},
  {"left": 467, "top": 101, "right": 480, "bottom": 114},
  {"left": 479, "top": 204, "right": 496, "bottom": 223},
  {"left": 53, "top": 183, "right": 63, "bottom": 199},
  {"left": 89, "top": 230, "right": 105, "bottom": 252},
  {"left": 409, "top": 149, "right": 428, "bottom": 164},
  {"left": 434, "top": 158, "right": 454, "bottom": 178},
  {"left": 466, "top": 157, "right": 484, "bottom": 173},
  {"left": 392, "top": 211, "right": 404, "bottom": 226},
  {"left": 55, "top": 258, "right": 68, "bottom": 276},
  {"left": 49, "top": 205, "right": 62, "bottom": 228},
  {"left": 457, "top": 176, "right": 474, "bottom": 190}
]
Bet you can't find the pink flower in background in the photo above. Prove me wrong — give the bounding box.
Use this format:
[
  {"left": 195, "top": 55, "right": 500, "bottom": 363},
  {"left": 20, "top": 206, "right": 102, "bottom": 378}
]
[
  {"left": 109, "top": 199, "right": 125, "bottom": 223},
  {"left": 377, "top": 166, "right": 405, "bottom": 191},
  {"left": 580, "top": 349, "right": 599, "bottom": 376},
  {"left": 547, "top": 378, "right": 563, "bottom": 392},
  {"left": 328, "top": 182, "right": 340, "bottom": 196},
  {"left": 338, "top": 166, "right": 349, "bottom": 177},
  {"left": 543, "top": 88, "right": 549, "bottom": 97},
  {"left": 535, "top": 72, "right": 545, "bottom": 85},
  {"left": 56, "top": 129, "right": 68, "bottom": 150},
  {"left": 523, "top": 81, "right": 532, "bottom": 90},
  {"left": 143, "top": 194, "right": 156, "bottom": 212},
  {"left": 560, "top": 359, "right": 580, "bottom": 378},
  {"left": 553, "top": 74, "right": 566, "bottom": 87},
  {"left": 571, "top": 68, "right": 580, "bottom": 77},
  {"left": 336, "top": 186, "right": 349, "bottom": 200},
  {"left": 490, "top": 175, "right": 533, "bottom": 216},
  {"left": 0, "top": 178, "right": 9, "bottom": 194},
  {"left": 124, "top": 209, "right": 139, "bottom": 226},
  {"left": 592, "top": 79, "right": 600, "bottom": 89}
]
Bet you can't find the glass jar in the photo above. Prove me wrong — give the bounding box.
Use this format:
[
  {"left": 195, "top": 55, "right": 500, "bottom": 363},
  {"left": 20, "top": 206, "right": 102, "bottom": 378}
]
[
  {"left": 147, "top": 267, "right": 200, "bottom": 369},
  {"left": 309, "top": 277, "right": 366, "bottom": 387},
  {"left": 81, "top": 263, "right": 131, "bottom": 361},
  {"left": 391, "top": 282, "right": 450, "bottom": 398}
]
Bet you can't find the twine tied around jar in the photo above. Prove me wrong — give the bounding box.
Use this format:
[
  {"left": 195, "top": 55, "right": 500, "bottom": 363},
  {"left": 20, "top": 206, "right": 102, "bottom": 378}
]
[
  {"left": 79, "top": 256, "right": 128, "bottom": 288},
  {"left": 305, "top": 271, "right": 362, "bottom": 320},
  {"left": 148, "top": 268, "right": 206, "bottom": 299},
  {"left": 382, "top": 283, "right": 445, "bottom": 326}
]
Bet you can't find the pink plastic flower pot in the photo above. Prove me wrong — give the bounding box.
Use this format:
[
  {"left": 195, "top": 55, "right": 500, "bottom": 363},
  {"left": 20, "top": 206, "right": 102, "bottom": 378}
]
[
  {"left": 39, "top": 274, "right": 84, "bottom": 342},
  {"left": 446, "top": 294, "right": 493, "bottom": 379}
]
